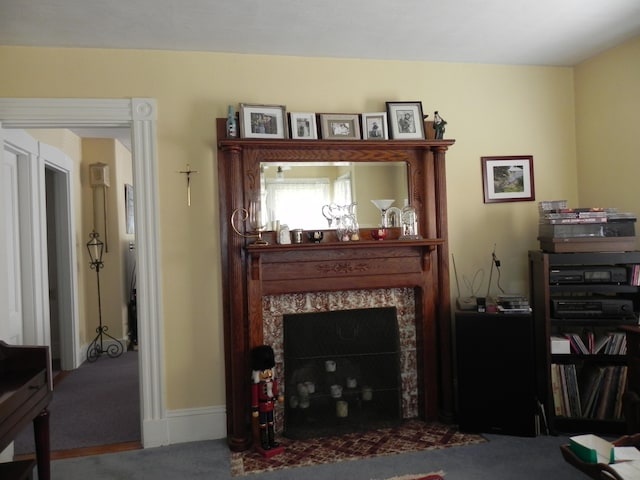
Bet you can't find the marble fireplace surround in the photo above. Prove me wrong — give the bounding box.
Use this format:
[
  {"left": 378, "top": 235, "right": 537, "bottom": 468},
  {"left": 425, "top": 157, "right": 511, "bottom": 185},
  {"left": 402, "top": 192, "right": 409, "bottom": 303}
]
[{"left": 264, "top": 288, "right": 419, "bottom": 434}]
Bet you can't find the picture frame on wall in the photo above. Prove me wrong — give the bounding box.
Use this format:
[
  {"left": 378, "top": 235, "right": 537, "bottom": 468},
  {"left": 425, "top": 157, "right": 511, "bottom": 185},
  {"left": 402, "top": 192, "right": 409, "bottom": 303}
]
[
  {"left": 239, "top": 103, "right": 288, "bottom": 139},
  {"left": 481, "top": 155, "right": 535, "bottom": 203},
  {"left": 289, "top": 112, "right": 318, "bottom": 139},
  {"left": 319, "top": 113, "right": 361, "bottom": 140},
  {"left": 362, "top": 112, "right": 388, "bottom": 140},
  {"left": 386, "top": 101, "right": 425, "bottom": 140}
]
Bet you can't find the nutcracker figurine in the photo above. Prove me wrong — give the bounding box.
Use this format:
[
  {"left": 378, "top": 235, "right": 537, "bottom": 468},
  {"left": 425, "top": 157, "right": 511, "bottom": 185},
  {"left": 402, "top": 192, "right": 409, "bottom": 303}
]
[{"left": 251, "top": 345, "right": 284, "bottom": 456}]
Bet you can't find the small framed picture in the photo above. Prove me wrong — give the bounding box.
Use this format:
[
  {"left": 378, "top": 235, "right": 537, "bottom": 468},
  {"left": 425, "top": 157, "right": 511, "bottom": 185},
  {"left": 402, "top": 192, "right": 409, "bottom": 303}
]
[
  {"left": 239, "top": 103, "right": 288, "bottom": 139},
  {"left": 319, "top": 114, "right": 361, "bottom": 140},
  {"left": 386, "top": 101, "right": 425, "bottom": 140},
  {"left": 362, "top": 112, "right": 388, "bottom": 140},
  {"left": 289, "top": 112, "right": 318, "bottom": 139},
  {"left": 481, "top": 155, "right": 535, "bottom": 203}
]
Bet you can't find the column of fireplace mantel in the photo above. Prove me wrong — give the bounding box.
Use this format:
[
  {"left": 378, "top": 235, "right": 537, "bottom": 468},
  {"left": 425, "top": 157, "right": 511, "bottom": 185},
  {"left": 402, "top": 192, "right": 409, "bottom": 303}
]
[{"left": 217, "top": 119, "right": 455, "bottom": 450}]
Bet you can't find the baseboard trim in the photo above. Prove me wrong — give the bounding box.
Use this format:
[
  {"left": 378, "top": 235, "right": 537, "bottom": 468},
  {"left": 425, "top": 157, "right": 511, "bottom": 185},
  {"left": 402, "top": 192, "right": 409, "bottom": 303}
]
[{"left": 165, "top": 405, "right": 227, "bottom": 445}]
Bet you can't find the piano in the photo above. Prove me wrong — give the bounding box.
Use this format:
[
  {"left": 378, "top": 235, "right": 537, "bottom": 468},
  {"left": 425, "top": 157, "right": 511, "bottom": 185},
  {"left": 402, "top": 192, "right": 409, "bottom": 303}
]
[{"left": 0, "top": 341, "right": 52, "bottom": 480}]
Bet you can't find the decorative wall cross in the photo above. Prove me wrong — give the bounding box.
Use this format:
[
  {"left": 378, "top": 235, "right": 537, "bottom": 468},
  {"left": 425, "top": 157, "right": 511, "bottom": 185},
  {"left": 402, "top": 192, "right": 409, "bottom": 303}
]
[{"left": 178, "top": 163, "right": 198, "bottom": 206}]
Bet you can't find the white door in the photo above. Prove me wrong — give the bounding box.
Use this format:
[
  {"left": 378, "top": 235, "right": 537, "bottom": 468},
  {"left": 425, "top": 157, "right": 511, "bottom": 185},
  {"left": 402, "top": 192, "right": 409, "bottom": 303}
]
[{"left": 0, "top": 135, "right": 23, "bottom": 345}]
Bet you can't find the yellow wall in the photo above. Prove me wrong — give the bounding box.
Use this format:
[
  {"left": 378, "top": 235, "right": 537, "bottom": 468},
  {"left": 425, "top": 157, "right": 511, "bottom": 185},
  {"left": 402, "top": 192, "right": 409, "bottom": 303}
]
[
  {"left": 0, "top": 45, "right": 580, "bottom": 410},
  {"left": 574, "top": 36, "right": 640, "bottom": 221}
]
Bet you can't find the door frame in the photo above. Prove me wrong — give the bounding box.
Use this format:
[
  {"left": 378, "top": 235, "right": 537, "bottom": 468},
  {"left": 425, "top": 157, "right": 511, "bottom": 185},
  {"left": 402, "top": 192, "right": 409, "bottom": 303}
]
[{"left": 0, "top": 98, "right": 167, "bottom": 448}]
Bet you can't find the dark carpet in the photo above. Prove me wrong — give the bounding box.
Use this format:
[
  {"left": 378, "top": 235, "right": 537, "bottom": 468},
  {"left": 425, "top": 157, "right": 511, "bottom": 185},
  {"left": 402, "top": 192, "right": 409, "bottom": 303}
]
[
  {"left": 230, "top": 420, "right": 485, "bottom": 476},
  {"left": 14, "top": 350, "right": 140, "bottom": 453}
]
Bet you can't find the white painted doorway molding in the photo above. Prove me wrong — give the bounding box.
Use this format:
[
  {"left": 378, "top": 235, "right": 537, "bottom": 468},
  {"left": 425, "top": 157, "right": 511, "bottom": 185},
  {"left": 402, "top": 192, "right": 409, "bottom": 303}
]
[{"left": 0, "top": 98, "right": 168, "bottom": 448}]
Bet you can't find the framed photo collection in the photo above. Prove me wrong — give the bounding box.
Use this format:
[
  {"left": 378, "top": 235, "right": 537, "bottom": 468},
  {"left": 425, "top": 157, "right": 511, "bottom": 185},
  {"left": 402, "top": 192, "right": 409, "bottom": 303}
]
[{"left": 234, "top": 101, "right": 435, "bottom": 141}]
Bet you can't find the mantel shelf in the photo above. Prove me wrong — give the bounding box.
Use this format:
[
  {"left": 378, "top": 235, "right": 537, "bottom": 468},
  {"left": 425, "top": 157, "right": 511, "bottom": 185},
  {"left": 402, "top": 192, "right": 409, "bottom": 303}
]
[
  {"left": 219, "top": 137, "right": 455, "bottom": 150},
  {"left": 246, "top": 238, "right": 444, "bottom": 253}
]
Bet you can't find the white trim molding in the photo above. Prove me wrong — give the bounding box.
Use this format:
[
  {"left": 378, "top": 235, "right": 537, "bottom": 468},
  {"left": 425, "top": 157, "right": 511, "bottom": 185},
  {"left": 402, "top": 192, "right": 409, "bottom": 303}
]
[{"left": 0, "top": 98, "right": 167, "bottom": 448}]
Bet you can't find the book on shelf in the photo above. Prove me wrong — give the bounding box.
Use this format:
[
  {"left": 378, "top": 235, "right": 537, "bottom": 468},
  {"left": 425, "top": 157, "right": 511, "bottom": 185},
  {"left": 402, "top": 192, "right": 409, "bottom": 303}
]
[{"left": 551, "top": 363, "right": 627, "bottom": 420}]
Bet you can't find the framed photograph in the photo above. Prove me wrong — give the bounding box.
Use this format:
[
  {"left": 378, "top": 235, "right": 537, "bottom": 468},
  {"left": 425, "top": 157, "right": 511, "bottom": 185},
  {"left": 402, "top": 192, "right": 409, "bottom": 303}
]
[
  {"left": 386, "top": 101, "right": 425, "bottom": 140},
  {"left": 239, "top": 103, "right": 288, "bottom": 139},
  {"left": 362, "top": 112, "right": 388, "bottom": 140},
  {"left": 319, "top": 114, "right": 361, "bottom": 140},
  {"left": 481, "top": 155, "right": 535, "bottom": 203},
  {"left": 289, "top": 112, "right": 318, "bottom": 139}
]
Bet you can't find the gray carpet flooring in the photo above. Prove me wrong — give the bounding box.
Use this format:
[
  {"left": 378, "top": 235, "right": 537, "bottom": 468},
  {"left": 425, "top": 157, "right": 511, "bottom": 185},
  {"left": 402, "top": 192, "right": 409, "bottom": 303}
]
[
  {"left": 15, "top": 350, "right": 140, "bottom": 453},
  {"left": 46, "top": 433, "right": 589, "bottom": 480}
]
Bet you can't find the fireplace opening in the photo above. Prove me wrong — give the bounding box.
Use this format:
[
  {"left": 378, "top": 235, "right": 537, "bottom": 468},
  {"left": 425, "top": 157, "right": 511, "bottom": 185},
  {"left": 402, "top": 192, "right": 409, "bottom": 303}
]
[{"left": 283, "top": 307, "right": 402, "bottom": 439}]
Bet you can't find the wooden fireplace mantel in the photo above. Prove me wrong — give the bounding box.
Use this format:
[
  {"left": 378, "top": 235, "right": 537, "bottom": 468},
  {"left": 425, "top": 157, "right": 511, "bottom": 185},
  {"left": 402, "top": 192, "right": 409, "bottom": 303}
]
[{"left": 216, "top": 119, "right": 455, "bottom": 451}]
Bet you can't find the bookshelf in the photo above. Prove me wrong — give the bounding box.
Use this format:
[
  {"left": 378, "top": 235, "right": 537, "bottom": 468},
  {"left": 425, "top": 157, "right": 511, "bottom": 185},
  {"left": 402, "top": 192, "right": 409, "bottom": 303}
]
[{"left": 529, "top": 250, "right": 640, "bottom": 435}]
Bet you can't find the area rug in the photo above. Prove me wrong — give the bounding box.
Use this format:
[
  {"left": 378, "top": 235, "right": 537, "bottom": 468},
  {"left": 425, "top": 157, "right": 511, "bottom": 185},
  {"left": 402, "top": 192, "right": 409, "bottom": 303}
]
[
  {"left": 230, "top": 420, "right": 484, "bottom": 476},
  {"left": 381, "top": 473, "right": 445, "bottom": 480}
]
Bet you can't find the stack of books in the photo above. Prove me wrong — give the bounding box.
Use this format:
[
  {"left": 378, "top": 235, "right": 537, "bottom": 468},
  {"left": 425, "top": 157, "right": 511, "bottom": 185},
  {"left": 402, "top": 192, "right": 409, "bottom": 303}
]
[{"left": 537, "top": 200, "right": 636, "bottom": 253}]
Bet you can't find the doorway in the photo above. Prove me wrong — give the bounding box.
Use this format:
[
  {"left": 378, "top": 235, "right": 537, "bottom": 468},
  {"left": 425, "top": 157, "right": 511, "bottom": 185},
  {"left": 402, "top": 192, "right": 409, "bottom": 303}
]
[{"left": 0, "top": 98, "right": 166, "bottom": 449}]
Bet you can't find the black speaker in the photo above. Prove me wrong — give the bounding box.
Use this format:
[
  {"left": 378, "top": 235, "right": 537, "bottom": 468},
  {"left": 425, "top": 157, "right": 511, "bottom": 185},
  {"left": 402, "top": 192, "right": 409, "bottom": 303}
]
[{"left": 455, "top": 312, "right": 538, "bottom": 436}]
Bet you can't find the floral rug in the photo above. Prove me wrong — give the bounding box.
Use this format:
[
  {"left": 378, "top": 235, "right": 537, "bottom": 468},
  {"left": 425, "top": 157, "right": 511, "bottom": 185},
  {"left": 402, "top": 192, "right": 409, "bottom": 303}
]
[{"left": 230, "top": 420, "right": 484, "bottom": 476}]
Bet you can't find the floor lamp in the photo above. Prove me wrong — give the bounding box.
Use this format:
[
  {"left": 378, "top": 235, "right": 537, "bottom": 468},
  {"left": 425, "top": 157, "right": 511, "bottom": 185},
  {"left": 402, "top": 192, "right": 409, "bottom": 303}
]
[{"left": 86, "top": 230, "right": 124, "bottom": 362}]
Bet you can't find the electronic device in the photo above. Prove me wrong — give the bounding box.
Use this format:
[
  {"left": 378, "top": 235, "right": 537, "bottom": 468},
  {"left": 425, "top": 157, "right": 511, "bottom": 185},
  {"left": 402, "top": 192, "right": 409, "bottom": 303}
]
[
  {"left": 551, "top": 298, "right": 635, "bottom": 318},
  {"left": 550, "top": 266, "right": 627, "bottom": 285}
]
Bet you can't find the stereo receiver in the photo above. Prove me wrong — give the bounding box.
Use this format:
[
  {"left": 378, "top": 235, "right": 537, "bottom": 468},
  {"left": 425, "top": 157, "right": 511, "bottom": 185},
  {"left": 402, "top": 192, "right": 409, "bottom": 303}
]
[
  {"left": 551, "top": 298, "right": 635, "bottom": 318},
  {"left": 550, "top": 266, "right": 627, "bottom": 285}
]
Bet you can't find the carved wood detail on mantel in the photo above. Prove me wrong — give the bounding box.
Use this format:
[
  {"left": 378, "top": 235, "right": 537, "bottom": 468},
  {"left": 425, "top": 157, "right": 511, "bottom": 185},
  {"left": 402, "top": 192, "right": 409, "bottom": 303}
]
[{"left": 216, "top": 118, "right": 455, "bottom": 451}]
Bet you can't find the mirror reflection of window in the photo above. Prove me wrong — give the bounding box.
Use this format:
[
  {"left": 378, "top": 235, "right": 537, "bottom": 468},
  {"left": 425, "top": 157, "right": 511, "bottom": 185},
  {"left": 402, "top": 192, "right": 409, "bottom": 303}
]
[
  {"left": 265, "top": 179, "right": 330, "bottom": 229},
  {"left": 333, "top": 173, "right": 353, "bottom": 206}
]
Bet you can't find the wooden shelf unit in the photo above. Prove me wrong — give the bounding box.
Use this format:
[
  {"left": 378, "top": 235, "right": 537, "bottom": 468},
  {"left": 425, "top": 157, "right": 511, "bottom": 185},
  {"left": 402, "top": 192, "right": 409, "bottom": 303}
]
[{"left": 529, "top": 250, "right": 640, "bottom": 435}]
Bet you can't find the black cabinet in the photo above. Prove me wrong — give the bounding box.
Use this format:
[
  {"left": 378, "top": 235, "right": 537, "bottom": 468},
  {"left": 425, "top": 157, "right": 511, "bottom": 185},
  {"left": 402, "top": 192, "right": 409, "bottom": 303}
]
[
  {"left": 455, "top": 311, "right": 538, "bottom": 436},
  {"left": 529, "top": 250, "right": 640, "bottom": 435}
]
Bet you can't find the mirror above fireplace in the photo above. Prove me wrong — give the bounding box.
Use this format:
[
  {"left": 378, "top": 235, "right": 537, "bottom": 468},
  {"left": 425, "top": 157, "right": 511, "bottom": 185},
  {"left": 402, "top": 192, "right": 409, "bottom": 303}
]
[{"left": 260, "top": 161, "right": 408, "bottom": 229}]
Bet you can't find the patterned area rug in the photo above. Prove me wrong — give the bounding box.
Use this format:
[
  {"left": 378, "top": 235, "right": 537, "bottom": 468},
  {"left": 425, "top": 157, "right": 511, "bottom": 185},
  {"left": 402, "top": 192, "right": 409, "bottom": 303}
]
[
  {"left": 383, "top": 473, "right": 445, "bottom": 480},
  {"left": 230, "top": 420, "right": 484, "bottom": 476}
]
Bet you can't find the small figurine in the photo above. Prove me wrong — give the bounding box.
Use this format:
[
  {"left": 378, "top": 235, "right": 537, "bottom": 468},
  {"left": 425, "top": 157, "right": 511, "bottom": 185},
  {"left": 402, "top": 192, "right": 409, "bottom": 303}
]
[
  {"left": 433, "top": 111, "right": 447, "bottom": 139},
  {"left": 251, "top": 345, "right": 284, "bottom": 455},
  {"left": 226, "top": 105, "right": 238, "bottom": 138}
]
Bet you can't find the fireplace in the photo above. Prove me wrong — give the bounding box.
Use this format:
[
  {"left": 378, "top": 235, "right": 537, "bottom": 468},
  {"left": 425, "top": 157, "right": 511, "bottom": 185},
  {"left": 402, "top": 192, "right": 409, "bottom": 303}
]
[
  {"left": 217, "top": 127, "right": 455, "bottom": 450},
  {"left": 263, "top": 288, "right": 419, "bottom": 440},
  {"left": 282, "top": 306, "right": 402, "bottom": 439}
]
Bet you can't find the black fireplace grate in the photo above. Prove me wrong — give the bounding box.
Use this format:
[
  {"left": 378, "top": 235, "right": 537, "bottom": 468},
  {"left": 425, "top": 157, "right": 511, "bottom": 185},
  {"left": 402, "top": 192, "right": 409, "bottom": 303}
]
[{"left": 283, "top": 307, "right": 401, "bottom": 439}]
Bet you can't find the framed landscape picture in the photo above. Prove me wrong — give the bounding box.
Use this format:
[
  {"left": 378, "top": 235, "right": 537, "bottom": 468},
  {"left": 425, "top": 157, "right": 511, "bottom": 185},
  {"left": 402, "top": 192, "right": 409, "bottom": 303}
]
[{"left": 481, "top": 155, "right": 535, "bottom": 203}]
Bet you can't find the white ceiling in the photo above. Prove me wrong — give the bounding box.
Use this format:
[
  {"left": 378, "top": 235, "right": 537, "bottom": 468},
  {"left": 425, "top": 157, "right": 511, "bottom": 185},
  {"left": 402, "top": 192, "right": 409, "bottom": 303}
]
[{"left": 2, "top": 0, "right": 640, "bottom": 67}]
